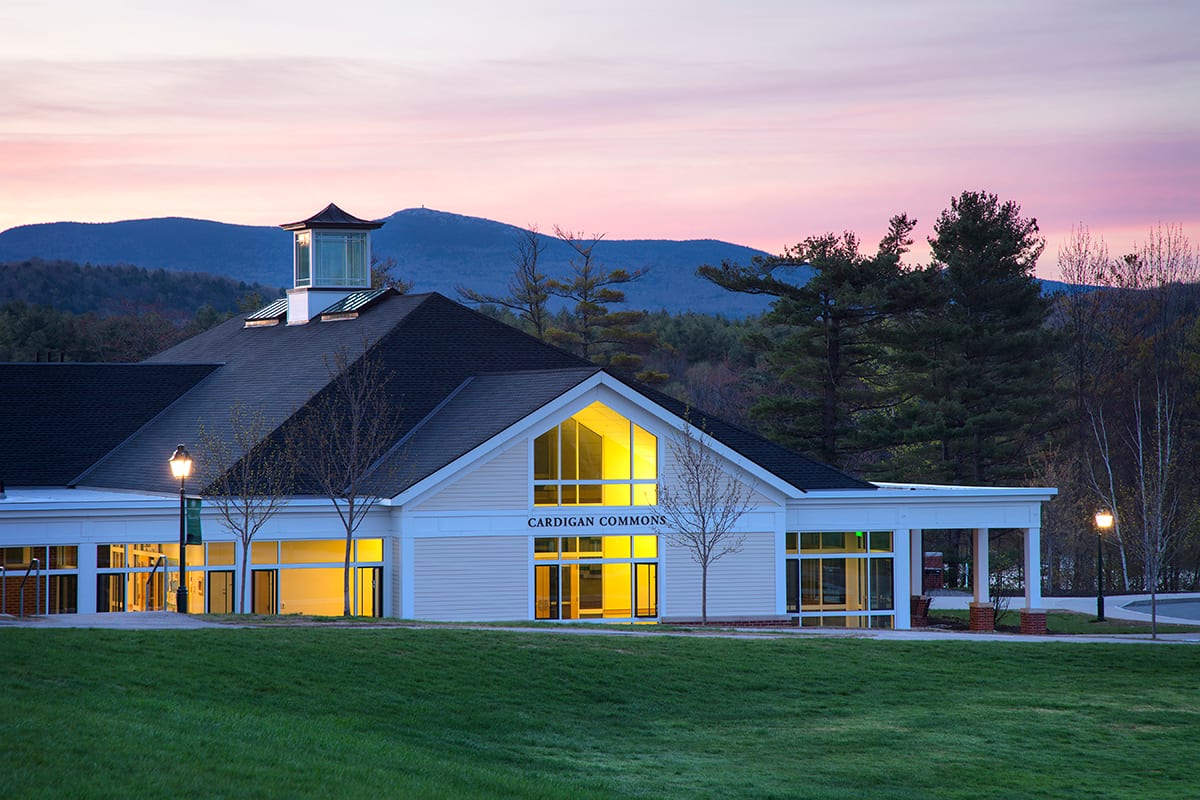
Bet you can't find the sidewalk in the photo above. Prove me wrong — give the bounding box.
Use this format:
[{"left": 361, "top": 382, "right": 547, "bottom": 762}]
[
  {"left": 4, "top": 593, "right": 1199, "bottom": 644},
  {"left": 927, "top": 590, "right": 1200, "bottom": 626},
  {"left": 0, "top": 611, "right": 228, "bottom": 630}
]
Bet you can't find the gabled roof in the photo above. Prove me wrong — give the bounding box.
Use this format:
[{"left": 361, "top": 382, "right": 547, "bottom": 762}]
[
  {"left": 2, "top": 289, "right": 872, "bottom": 496},
  {"left": 371, "top": 367, "right": 601, "bottom": 495},
  {"left": 627, "top": 381, "right": 876, "bottom": 491},
  {"left": 84, "top": 292, "right": 432, "bottom": 493},
  {"left": 0, "top": 363, "right": 218, "bottom": 486}
]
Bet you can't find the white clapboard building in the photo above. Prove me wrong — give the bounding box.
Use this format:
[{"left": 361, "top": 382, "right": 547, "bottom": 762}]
[{"left": 0, "top": 205, "right": 1056, "bottom": 631}]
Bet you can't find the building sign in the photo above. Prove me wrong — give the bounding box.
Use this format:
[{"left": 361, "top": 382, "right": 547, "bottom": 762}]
[{"left": 527, "top": 514, "right": 668, "bottom": 529}]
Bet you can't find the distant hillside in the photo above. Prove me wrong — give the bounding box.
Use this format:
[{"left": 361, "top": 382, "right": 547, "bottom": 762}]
[
  {"left": 0, "top": 209, "right": 778, "bottom": 316},
  {"left": 0, "top": 259, "right": 283, "bottom": 318}
]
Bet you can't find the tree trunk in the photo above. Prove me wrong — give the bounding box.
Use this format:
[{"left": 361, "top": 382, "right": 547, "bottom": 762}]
[
  {"left": 343, "top": 532, "right": 353, "bottom": 617},
  {"left": 701, "top": 564, "right": 708, "bottom": 625},
  {"left": 239, "top": 542, "right": 249, "bottom": 614}
]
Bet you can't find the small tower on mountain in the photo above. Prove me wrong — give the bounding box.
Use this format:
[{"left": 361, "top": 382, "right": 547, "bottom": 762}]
[{"left": 280, "top": 203, "right": 384, "bottom": 324}]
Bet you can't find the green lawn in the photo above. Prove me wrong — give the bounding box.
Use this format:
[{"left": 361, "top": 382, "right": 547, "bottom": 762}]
[{"left": 2, "top": 627, "right": 1197, "bottom": 799}]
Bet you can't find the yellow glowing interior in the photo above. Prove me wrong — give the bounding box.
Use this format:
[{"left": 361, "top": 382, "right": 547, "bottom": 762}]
[
  {"left": 533, "top": 402, "right": 657, "bottom": 507},
  {"left": 533, "top": 535, "right": 659, "bottom": 620}
]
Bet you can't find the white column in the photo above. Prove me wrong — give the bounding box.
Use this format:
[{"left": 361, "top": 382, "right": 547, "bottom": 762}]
[
  {"left": 909, "top": 528, "right": 923, "bottom": 596},
  {"left": 77, "top": 543, "right": 98, "bottom": 614},
  {"left": 400, "top": 534, "right": 415, "bottom": 619},
  {"left": 894, "top": 529, "right": 911, "bottom": 629},
  {"left": 1024, "top": 526, "right": 1043, "bottom": 609},
  {"left": 775, "top": 516, "right": 787, "bottom": 615},
  {"left": 973, "top": 528, "right": 989, "bottom": 604}
]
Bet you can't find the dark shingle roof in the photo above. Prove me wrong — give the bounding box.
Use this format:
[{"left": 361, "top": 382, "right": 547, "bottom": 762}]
[
  {"left": 0, "top": 363, "right": 218, "bottom": 486},
  {"left": 2, "top": 290, "right": 871, "bottom": 495},
  {"left": 279, "top": 203, "right": 383, "bottom": 231},
  {"left": 372, "top": 367, "right": 601, "bottom": 495},
  {"left": 85, "top": 291, "right": 429, "bottom": 492},
  {"left": 624, "top": 381, "right": 875, "bottom": 492}
]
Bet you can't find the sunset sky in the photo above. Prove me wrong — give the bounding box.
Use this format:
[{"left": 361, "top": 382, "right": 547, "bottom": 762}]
[{"left": 2, "top": 0, "right": 1197, "bottom": 278}]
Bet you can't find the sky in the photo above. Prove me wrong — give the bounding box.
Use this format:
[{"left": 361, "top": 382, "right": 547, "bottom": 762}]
[{"left": 2, "top": 0, "right": 1197, "bottom": 278}]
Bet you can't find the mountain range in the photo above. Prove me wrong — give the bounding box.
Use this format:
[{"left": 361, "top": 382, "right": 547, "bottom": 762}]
[{"left": 0, "top": 208, "right": 779, "bottom": 317}]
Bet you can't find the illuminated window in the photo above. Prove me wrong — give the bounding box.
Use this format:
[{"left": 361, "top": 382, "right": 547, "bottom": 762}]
[
  {"left": 314, "top": 231, "right": 369, "bottom": 287},
  {"left": 786, "top": 531, "right": 894, "bottom": 629},
  {"left": 294, "top": 230, "right": 311, "bottom": 287},
  {"left": 533, "top": 535, "right": 658, "bottom": 620},
  {"left": 533, "top": 402, "right": 657, "bottom": 506}
]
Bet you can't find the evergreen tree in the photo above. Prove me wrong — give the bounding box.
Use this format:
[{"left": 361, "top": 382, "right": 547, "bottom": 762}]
[
  {"left": 545, "top": 227, "right": 665, "bottom": 384},
  {"left": 698, "top": 215, "right": 915, "bottom": 469},
  {"left": 457, "top": 227, "right": 551, "bottom": 339},
  {"left": 875, "top": 191, "right": 1059, "bottom": 483}
]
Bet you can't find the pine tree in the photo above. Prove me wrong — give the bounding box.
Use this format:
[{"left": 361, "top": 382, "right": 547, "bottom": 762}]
[
  {"left": 698, "top": 215, "right": 915, "bottom": 470},
  {"left": 875, "top": 191, "right": 1059, "bottom": 483},
  {"left": 545, "top": 227, "right": 665, "bottom": 384}
]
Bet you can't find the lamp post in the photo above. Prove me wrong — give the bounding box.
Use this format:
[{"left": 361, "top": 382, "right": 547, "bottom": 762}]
[
  {"left": 169, "top": 444, "right": 193, "bottom": 614},
  {"left": 1095, "top": 509, "right": 1114, "bottom": 622}
]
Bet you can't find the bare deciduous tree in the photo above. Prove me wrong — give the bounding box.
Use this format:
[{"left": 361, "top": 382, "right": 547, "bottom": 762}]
[
  {"left": 653, "top": 413, "right": 755, "bottom": 624},
  {"left": 286, "top": 345, "right": 404, "bottom": 616},
  {"left": 1083, "top": 224, "right": 1199, "bottom": 632},
  {"left": 196, "top": 401, "right": 294, "bottom": 614},
  {"left": 1129, "top": 380, "right": 1185, "bottom": 638}
]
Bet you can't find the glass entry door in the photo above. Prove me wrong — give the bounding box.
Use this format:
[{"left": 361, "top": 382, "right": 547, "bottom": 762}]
[
  {"left": 356, "top": 566, "right": 383, "bottom": 617},
  {"left": 252, "top": 569, "right": 278, "bottom": 615},
  {"left": 208, "top": 570, "right": 234, "bottom": 614}
]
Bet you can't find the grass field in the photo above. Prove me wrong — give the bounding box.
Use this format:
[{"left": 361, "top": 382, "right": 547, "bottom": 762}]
[{"left": 2, "top": 627, "right": 1197, "bottom": 799}]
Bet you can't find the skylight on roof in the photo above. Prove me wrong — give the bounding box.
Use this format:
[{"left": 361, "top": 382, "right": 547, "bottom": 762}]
[
  {"left": 244, "top": 298, "right": 288, "bottom": 327},
  {"left": 318, "top": 288, "right": 391, "bottom": 322}
]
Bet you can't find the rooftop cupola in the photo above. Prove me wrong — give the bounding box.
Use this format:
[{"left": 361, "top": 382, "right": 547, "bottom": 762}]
[{"left": 280, "top": 203, "right": 384, "bottom": 324}]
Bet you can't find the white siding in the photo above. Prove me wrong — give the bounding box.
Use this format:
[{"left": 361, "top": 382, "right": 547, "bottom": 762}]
[
  {"left": 412, "top": 536, "right": 528, "bottom": 621},
  {"left": 412, "top": 440, "right": 528, "bottom": 512},
  {"left": 658, "top": 444, "right": 778, "bottom": 509},
  {"left": 390, "top": 535, "right": 401, "bottom": 618},
  {"left": 662, "top": 531, "right": 776, "bottom": 617}
]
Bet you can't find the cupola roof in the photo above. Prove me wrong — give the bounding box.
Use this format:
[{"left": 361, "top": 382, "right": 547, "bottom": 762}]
[{"left": 280, "top": 203, "right": 384, "bottom": 231}]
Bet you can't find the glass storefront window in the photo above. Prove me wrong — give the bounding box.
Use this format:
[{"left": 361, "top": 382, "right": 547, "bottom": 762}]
[
  {"left": 49, "top": 546, "right": 78, "bottom": 569},
  {"left": 97, "top": 545, "right": 125, "bottom": 569},
  {"left": 633, "top": 535, "right": 657, "bottom": 559},
  {"left": 787, "top": 530, "right": 896, "bottom": 626},
  {"left": 207, "top": 542, "right": 235, "bottom": 566},
  {"left": 252, "top": 541, "right": 278, "bottom": 564},
  {"left": 282, "top": 540, "right": 344, "bottom": 564},
  {"left": 535, "top": 535, "right": 658, "bottom": 621},
  {"left": 356, "top": 539, "right": 383, "bottom": 562},
  {"left": 797, "top": 531, "right": 891, "bottom": 554}
]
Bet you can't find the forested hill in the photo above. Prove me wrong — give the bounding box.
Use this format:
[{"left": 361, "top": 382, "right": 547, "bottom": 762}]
[
  {"left": 0, "top": 259, "right": 282, "bottom": 317},
  {"left": 0, "top": 208, "right": 776, "bottom": 316}
]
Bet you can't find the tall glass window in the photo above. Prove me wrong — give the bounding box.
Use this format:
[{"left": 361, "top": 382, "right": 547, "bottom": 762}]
[
  {"left": 534, "top": 535, "right": 657, "bottom": 620},
  {"left": 533, "top": 402, "right": 657, "bottom": 506},
  {"left": 785, "top": 531, "right": 894, "bottom": 629},
  {"left": 313, "top": 231, "right": 369, "bottom": 287},
  {"left": 294, "top": 231, "right": 311, "bottom": 287}
]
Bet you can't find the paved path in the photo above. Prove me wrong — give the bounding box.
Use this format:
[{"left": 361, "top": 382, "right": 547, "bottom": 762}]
[
  {"left": 4, "top": 596, "right": 1200, "bottom": 644},
  {"left": 928, "top": 590, "right": 1200, "bottom": 626},
  {"left": 0, "top": 611, "right": 228, "bottom": 630}
]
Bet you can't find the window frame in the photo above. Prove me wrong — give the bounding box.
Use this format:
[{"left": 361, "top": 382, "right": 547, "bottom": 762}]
[{"left": 531, "top": 403, "right": 658, "bottom": 508}]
